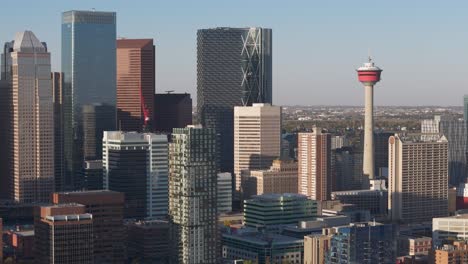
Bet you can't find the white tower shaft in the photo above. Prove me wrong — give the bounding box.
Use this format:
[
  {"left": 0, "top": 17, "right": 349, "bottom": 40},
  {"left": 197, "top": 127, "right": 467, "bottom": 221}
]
[{"left": 363, "top": 84, "right": 374, "bottom": 179}]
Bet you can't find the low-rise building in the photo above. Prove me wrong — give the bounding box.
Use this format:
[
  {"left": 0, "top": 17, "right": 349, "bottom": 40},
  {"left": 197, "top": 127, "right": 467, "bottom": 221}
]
[
  {"left": 433, "top": 214, "right": 468, "bottom": 247},
  {"left": 222, "top": 228, "right": 303, "bottom": 264}
]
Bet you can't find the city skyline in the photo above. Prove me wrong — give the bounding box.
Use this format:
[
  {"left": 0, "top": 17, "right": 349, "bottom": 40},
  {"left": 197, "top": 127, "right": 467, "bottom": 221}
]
[{"left": 1, "top": 1, "right": 467, "bottom": 106}]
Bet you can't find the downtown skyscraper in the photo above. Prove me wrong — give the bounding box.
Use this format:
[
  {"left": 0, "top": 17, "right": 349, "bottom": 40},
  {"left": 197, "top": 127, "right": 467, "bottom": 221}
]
[
  {"left": 169, "top": 126, "right": 219, "bottom": 264},
  {"left": 4, "top": 31, "right": 54, "bottom": 203},
  {"left": 61, "top": 10, "right": 116, "bottom": 190},
  {"left": 197, "top": 27, "right": 272, "bottom": 173},
  {"left": 117, "top": 39, "right": 155, "bottom": 131}
]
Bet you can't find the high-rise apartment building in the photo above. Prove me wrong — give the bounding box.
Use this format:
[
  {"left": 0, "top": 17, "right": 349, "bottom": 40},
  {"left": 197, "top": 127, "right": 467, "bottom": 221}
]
[
  {"left": 62, "top": 10, "right": 116, "bottom": 190},
  {"left": 388, "top": 134, "right": 449, "bottom": 223},
  {"left": 103, "top": 131, "right": 168, "bottom": 218},
  {"left": 117, "top": 39, "right": 155, "bottom": 131},
  {"left": 34, "top": 204, "right": 93, "bottom": 264},
  {"left": 6, "top": 31, "right": 54, "bottom": 203},
  {"left": 217, "top": 172, "right": 233, "bottom": 214},
  {"left": 234, "top": 103, "right": 281, "bottom": 197},
  {"left": 52, "top": 191, "right": 125, "bottom": 263},
  {"left": 327, "top": 222, "right": 395, "bottom": 263},
  {"left": 246, "top": 159, "right": 298, "bottom": 197},
  {"left": 431, "top": 241, "right": 468, "bottom": 264},
  {"left": 169, "top": 126, "right": 219, "bottom": 264},
  {"left": 153, "top": 93, "right": 192, "bottom": 133},
  {"left": 197, "top": 27, "right": 272, "bottom": 174},
  {"left": 298, "top": 128, "right": 332, "bottom": 201}
]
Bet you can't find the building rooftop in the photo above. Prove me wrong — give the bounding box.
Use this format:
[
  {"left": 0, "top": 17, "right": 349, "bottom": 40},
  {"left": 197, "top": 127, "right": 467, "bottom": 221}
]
[
  {"left": 223, "top": 230, "right": 303, "bottom": 246},
  {"left": 45, "top": 213, "right": 93, "bottom": 222},
  {"left": 13, "top": 31, "right": 46, "bottom": 53},
  {"left": 248, "top": 193, "right": 309, "bottom": 202}
]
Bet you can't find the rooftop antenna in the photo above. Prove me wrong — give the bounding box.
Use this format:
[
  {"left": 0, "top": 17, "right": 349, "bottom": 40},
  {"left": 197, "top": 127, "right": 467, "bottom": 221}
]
[
  {"left": 165, "top": 90, "right": 174, "bottom": 94},
  {"left": 368, "top": 48, "right": 372, "bottom": 62}
]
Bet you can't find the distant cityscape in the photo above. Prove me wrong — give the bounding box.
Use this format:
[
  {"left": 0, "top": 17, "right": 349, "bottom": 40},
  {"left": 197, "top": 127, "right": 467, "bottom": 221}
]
[{"left": 0, "top": 7, "right": 468, "bottom": 264}]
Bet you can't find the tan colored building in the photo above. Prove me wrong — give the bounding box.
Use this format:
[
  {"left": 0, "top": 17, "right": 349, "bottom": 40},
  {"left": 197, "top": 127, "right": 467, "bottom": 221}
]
[
  {"left": 388, "top": 134, "right": 449, "bottom": 223},
  {"left": 234, "top": 103, "right": 281, "bottom": 196},
  {"left": 304, "top": 234, "right": 332, "bottom": 264},
  {"left": 298, "top": 128, "right": 332, "bottom": 201},
  {"left": 9, "top": 31, "right": 54, "bottom": 203},
  {"left": 117, "top": 39, "right": 155, "bottom": 131},
  {"left": 34, "top": 204, "right": 93, "bottom": 264},
  {"left": 430, "top": 241, "right": 468, "bottom": 264},
  {"left": 52, "top": 191, "right": 125, "bottom": 263},
  {"left": 246, "top": 159, "right": 298, "bottom": 197}
]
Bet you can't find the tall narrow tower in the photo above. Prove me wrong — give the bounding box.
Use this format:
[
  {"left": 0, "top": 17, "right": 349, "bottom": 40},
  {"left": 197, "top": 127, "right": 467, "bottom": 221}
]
[{"left": 357, "top": 57, "right": 382, "bottom": 179}]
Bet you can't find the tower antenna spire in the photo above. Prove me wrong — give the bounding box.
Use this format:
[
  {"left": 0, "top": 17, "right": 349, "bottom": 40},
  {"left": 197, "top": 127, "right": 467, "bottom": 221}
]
[{"left": 368, "top": 48, "right": 372, "bottom": 62}]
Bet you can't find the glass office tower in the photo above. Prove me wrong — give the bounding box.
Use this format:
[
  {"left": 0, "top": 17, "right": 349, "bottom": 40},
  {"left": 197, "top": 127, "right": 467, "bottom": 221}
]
[
  {"left": 62, "top": 10, "right": 116, "bottom": 190},
  {"left": 197, "top": 27, "right": 272, "bottom": 176}
]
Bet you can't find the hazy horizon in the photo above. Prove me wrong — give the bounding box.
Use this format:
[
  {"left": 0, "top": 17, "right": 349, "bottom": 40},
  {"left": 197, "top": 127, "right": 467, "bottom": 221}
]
[{"left": 1, "top": 0, "right": 467, "bottom": 106}]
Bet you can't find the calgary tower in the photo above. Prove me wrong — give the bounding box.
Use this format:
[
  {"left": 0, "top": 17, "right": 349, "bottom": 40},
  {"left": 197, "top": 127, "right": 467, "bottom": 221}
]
[{"left": 357, "top": 57, "right": 382, "bottom": 179}]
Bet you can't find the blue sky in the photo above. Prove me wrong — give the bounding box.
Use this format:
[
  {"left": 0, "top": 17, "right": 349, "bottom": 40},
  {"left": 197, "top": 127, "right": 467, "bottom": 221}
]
[{"left": 1, "top": 0, "right": 467, "bottom": 106}]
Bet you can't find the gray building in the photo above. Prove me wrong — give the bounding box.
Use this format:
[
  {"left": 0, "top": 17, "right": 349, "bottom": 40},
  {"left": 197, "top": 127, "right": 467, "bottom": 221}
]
[
  {"left": 169, "top": 126, "right": 219, "bottom": 264},
  {"left": 440, "top": 120, "right": 467, "bottom": 185},
  {"left": 62, "top": 10, "right": 117, "bottom": 190},
  {"left": 464, "top": 95, "right": 468, "bottom": 121},
  {"left": 197, "top": 27, "right": 272, "bottom": 175}
]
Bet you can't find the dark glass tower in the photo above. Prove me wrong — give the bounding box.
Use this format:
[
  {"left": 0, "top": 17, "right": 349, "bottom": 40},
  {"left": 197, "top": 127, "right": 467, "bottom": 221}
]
[
  {"left": 197, "top": 27, "right": 272, "bottom": 174},
  {"left": 62, "top": 10, "right": 116, "bottom": 190},
  {"left": 440, "top": 120, "right": 467, "bottom": 185},
  {"left": 153, "top": 93, "right": 192, "bottom": 133}
]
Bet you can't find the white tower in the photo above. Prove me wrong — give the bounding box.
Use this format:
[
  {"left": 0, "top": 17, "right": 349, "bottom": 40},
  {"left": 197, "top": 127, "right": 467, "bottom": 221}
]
[{"left": 357, "top": 58, "right": 382, "bottom": 179}]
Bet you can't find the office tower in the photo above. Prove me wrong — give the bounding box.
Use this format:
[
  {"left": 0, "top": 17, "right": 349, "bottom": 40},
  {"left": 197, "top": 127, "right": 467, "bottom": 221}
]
[
  {"left": 169, "top": 126, "right": 218, "bottom": 264},
  {"left": 464, "top": 95, "right": 468, "bottom": 121},
  {"left": 0, "top": 80, "right": 9, "bottom": 200},
  {"left": 439, "top": 119, "right": 467, "bottom": 185},
  {"left": 153, "top": 93, "right": 192, "bottom": 133},
  {"left": 52, "top": 72, "right": 66, "bottom": 192},
  {"left": 217, "top": 172, "right": 233, "bottom": 214},
  {"left": 62, "top": 10, "right": 116, "bottom": 190},
  {"left": 222, "top": 229, "right": 304, "bottom": 264},
  {"left": 83, "top": 160, "right": 103, "bottom": 190},
  {"left": 1, "top": 41, "right": 13, "bottom": 80},
  {"left": 332, "top": 147, "right": 365, "bottom": 191},
  {"left": 7, "top": 31, "right": 54, "bottom": 203},
  {"left": 234, "top": 103, "right": 281, "bottom": 196},
  {"left": 374, "top": 131, "right": 392, "bottom": 176},
  {"left": 282, "top": 132, "right": 298, "bottom": 160},
  {"left": 103, "top": 131, "right": 168, "bottom": 218},
  {"left": 304, "top": 234, "right": 332, "bottom": 264},
  {"left": 34, "top": 204, "right": 93, "bottom": 264},
  {"left": 197, "top": 27, "right": 272, "bottom": 174},
  {"left": 327, "top": 222, "right": 395, "bottom": 263},
  {"left": 243, "top": 194, "right": 317, "bottom": 229},
  {"left": 82, "top": 104, "right": 116, "bottom": 160},
  {"left": 356, "top": 58, "right": 383, "bottom": 179},
  {"left": 3, "top": 227, "right": 35, "bottom": 262},
  {"left": 388, "top": 134, "right": 449, "bottom": 223},
  {"left": 52, "top": 191, "right": 125, "bottom": 263},
  {"left": 432, "top": 215, "right": 468, "bottom": 247},
  {"left": 117, "top": 39, "right": 155, "bottom": 131},
  {"left": 126, "top": 219, "right": 170, "bottom": 264},
  {"left": 246, "top": 159, "right": 298, "bottom": 197},
  {"left": 298, "top": 128, "right": 332, "bottom": 201},
  {"left": 430, "top": 241, "right": 468, "bottom": 264}
]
